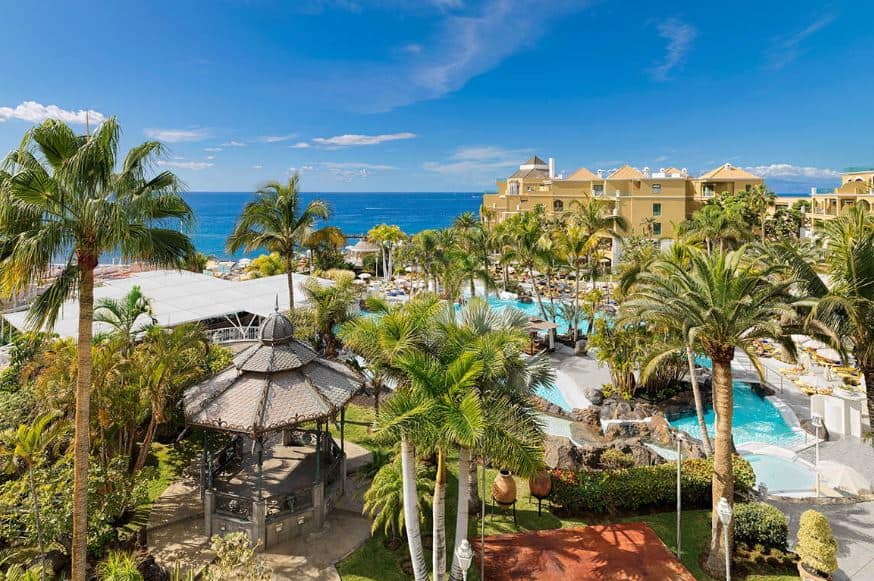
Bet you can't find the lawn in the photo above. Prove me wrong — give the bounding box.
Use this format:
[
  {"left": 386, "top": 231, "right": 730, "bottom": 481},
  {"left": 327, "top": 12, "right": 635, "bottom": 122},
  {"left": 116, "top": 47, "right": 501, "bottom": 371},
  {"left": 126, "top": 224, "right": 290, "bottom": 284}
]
[{"left": 336, "top": 403, "right": 799, "bottom": 581}]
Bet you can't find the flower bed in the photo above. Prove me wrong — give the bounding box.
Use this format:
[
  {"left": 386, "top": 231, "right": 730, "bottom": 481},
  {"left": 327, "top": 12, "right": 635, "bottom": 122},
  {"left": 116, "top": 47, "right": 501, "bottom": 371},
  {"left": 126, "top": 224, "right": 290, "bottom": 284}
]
[{"left": 550, "top": 457, "right": 755, "bottom": 514}]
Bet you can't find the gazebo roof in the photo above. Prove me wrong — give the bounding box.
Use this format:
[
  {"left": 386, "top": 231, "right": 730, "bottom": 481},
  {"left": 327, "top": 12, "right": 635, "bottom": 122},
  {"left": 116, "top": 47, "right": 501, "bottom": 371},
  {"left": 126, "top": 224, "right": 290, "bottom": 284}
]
[
  {"left": 351, "top": 239, "right": 380, "bottom": 253},
  {"left": 182, "top": 310, "right": 363, "bottom": 436}
]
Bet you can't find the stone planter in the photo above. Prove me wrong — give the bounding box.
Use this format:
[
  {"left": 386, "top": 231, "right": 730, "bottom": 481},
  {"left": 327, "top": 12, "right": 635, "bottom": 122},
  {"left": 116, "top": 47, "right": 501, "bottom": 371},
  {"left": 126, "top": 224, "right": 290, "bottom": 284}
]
[
  {"left": 528, "top": 469, "right": 552, "bottom": 499},
  {"left": 492, "top": 470, "right": 517, "bottom": 506},
  {"left": 797, "top": 562, "right": 831, "bottom": 581}
]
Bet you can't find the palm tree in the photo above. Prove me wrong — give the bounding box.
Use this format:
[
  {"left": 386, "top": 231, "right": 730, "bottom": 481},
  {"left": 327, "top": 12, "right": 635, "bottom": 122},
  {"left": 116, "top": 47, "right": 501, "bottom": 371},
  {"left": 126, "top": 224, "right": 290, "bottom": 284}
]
[
  {"left": 565, "top": 197, "right": 627, "bottom": 287},
  {"left": 621, "top": 247, "right": 795, "bottom": 578},
  {"left": 301, "top": 225, "right": 346, "bottom": 273},
  {"left": 94, "top": 285, "right": 156, "bottom": 350},
  {"left": 368, "top": 224, "right": 406, "bottom": 281},
  {"left": 299, "top": 271, "right": 361, "bottom": 358},
  {"left": 506, "top": 211, "right": 550, "bottom": 319},
  {"left": 131, "top": 324, "right": 208, "bottom": 472},
  {"left": 553, "top": 224, "right": 594, "bottom": 341},
  {"left": 1, "top": 412, "right": 68, "bottom": 579},
  {"left": 0, "top": 118, "right": 194, "bottom": 579},
  {"left": 363, "top": 456, "right": 434, "bottom": 539},
  {"left": 226, "top": 174, "right": 329, "bottom": 309},
  {"left": 678, "top": 204, "right": 747, "bottom": 253},
  {"left": 772, "top": 205, "right": 874, "bottom": 422}
]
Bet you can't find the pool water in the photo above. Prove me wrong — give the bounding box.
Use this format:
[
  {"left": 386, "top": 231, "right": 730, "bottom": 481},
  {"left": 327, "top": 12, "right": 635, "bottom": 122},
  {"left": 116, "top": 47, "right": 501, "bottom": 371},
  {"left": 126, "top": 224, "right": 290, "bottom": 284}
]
[
  {"left": 743, "top": 453, "right": 815, "bottom": 495},
  {"left": 484, "top": 296, "right": 592, "bottom": 336},
  {"left": 668, "top": 381, "right": 804, "bottom": 448},
  {"left": 536, "top": 384, "right": 571, "bottom": 411}
]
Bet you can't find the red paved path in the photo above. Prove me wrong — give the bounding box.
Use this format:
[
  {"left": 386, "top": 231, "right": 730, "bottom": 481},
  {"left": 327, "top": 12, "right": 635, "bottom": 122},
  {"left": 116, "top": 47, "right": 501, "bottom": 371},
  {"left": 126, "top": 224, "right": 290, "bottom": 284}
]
[{"left": 471, "top": 522, "right": 695, "bottom": 580}]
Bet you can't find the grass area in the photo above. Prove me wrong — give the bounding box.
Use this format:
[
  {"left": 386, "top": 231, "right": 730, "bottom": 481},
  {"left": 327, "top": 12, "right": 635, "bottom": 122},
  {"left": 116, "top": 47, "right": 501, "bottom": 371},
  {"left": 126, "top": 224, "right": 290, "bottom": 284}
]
[
  {"left": 335, "top": 403, "right": 797, "bottom": 580},
  {"left": 143, "top": 437, "right": 201, "bottom": 503}
]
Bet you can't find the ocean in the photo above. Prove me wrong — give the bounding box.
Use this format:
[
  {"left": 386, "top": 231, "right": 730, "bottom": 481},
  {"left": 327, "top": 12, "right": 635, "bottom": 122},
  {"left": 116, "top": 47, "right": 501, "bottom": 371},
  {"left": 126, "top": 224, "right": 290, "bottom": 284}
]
[{"left": 185, "top": 191, "right": 484, "bottom": 259}]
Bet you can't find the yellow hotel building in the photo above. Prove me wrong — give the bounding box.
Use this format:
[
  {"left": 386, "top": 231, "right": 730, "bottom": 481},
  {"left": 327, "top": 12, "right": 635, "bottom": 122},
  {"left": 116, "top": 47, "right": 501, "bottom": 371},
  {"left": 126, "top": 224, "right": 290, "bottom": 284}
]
[
  {"left": 808, "top": 168, "right": 874, "bottom": 227},
  {"left": 482, "top": 156, "right": 764, "bottom": 240}
]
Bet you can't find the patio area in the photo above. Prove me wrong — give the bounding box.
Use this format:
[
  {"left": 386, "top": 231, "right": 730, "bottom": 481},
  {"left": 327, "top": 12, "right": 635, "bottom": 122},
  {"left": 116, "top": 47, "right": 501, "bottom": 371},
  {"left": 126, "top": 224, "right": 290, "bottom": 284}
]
[{"left": 471, "top": 522, "right": 694, "bottom": 581}]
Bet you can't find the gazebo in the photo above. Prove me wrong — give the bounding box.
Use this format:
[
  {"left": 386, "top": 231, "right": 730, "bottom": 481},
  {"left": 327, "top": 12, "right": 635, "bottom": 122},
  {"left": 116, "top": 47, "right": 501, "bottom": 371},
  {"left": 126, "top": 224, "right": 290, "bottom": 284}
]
[
  {"left": 182, "top": 308, "right": 363, "bottom": 549},
  {"left": 348, "top": 239, "right": 381, "bottom": 266}
]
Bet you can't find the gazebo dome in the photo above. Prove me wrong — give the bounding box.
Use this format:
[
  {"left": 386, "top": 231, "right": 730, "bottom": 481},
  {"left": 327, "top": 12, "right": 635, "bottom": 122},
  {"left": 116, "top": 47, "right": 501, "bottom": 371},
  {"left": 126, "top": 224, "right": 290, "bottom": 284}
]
[{"left": 259, "top": 309, "right": 295, "bottom": 344}]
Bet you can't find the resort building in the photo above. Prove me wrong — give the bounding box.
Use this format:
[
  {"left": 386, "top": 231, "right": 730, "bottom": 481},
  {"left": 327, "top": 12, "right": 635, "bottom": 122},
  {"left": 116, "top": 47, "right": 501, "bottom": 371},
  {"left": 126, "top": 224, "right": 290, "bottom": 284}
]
[
  {"left": 808, "top": 167, "right": 874, "bottom": 227},
  {"left": 482, "top": 156, "right": 764, "bottom": 262}
]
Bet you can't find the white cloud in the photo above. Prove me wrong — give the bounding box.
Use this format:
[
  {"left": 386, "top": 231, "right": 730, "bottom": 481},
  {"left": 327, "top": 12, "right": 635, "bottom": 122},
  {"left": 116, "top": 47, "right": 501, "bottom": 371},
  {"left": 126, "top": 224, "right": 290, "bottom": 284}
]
[
  {"left": 253, "top": 164, "right": 263, "bottom": 170},
  {"left": 221, "top": 140, "right": 247, "bottom": 147},
  {"left": 157, "top": 160, "right": 214, "bottom": 170},
  {"left": 260, "top": 134, "right": 296, "bottom": 143},
  {"left": 0, "top": 101, "right": 106, "bottom": 125},
  {"left": 424, "top": 145, "right": 528, "bottom": 175},
  {"left": 145, "top": 128, "right": 210, "bottom": 142},
  {"left": 312, "top": 132, "right": 416, "bottom": 147},
  {"left": 319, "top": 161, "right": 396, "bottom": 181},
  {"left": 744, "top": 163, "right": 840, "bottom": 180},
  {"left": 767, "top": 13, "right": 835, "bottom": 69},
  {"left": 206, "top": 155, "right": 215, "bottom": 160},
  {"left": 650, "top": 18, "right": 697, "bottom": 81},
  {"left": 291, "top": 141, "right": 311, "bottom": 149},
  {"left": 204, "top": 147, "right": 223, "bottom": 152}
]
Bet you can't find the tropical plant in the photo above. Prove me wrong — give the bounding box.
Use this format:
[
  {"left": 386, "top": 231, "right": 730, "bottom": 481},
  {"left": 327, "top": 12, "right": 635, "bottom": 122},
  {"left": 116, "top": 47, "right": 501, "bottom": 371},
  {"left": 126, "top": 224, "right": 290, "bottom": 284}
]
[
  {"left": 96, "top": 551, "right": 143, "bottom": 581},
  {"left": 367, "top": 224, "right": 406, "bottom": 281},
  {"left": 621, "top": 246, "right": 794, "bottom": 578},
  {"left": 564, "top": 197, "right": 627, "bottom": 285},
  {"left": 795, "top": 509, "right": 838, "bottom": 577},
  {"left": 362, "top": 457, "right": 434, "bottom": 538},
  {"left": 205, "top": 532, "right": 271, "bottom": 580},
  {"left": 93, "top": 286, "right": 156, "bottom": 349},
  {"left": 0, "top": 118, "right": 194, "bottom": 578},
  {"left": 0, "top": 412, "right": 67, "bottom": 578},
  {"left": 302, "top": 225, "right": 346, "bottom": 272},
  {"left": 246, "top": 251, "right": 286, "bottom": 278},
  {"left": 299, "top": 270, "right": 361, "bottom": 358},
  {"left": 226, "top": 174, "right": 330, "bottom": 309},
  {"left": 677, "top": 203, "right": 747, "bottom": 252}
]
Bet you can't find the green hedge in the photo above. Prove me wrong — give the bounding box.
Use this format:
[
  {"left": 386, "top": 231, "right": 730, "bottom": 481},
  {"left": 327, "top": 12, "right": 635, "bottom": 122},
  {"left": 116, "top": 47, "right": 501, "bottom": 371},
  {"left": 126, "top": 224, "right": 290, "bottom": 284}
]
[
  {"left": 733, "top": 502, "right": 789, "bottom": 551},
  {"left": 551, "top": 456, "right": 756, "bottom": 514}
]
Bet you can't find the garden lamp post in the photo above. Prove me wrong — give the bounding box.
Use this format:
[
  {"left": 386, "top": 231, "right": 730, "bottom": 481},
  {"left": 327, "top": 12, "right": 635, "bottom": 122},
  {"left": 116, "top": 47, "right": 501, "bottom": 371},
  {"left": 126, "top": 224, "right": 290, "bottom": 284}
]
[
  {"left": 717, "top": 497, "right": 733, "bottom": 581},
  {"left": 812, "top": 413, "right": 823, "bottom": 497},
  {"left": 455, "top": 539, "right": 474, "bottom": 581},
  {"left": 675, "top": 432, "right": 685, "bottom": 559}
]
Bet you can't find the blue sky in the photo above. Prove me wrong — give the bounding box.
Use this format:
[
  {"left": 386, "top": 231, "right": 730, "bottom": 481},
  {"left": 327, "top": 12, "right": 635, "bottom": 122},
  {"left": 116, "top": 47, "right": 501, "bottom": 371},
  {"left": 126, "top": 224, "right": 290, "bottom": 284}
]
[{"left": 1, "top": 0, "right": 872, "bottom": 193}]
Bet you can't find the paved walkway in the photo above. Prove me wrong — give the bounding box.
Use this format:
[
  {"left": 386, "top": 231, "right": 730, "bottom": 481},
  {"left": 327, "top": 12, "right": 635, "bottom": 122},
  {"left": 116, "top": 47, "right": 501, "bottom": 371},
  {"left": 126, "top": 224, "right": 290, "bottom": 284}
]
[
  {"left": 549, "top": 345, "right": 612, "bottom": 409},
  {"left": 771, "top": 500, "right": 874, "bottom": 581},
  {"left": 146, "top": 441, "right": 373, "bottom": 579}
]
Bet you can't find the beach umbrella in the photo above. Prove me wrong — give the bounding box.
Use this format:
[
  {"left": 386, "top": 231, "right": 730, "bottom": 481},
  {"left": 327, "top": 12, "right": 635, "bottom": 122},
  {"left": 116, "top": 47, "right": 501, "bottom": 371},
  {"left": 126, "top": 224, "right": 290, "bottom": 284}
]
[
  {"left": 802, "top": 338, "right": 825, "bottom": 349},
  {"left": 531, "top": 270, "right": 541, "bottom": 277},
  {"left": 358, "top": 272, "right": 372, "bottom": 279},
  {"left": 817, "top": 347, "right": 841, "bottom": 363},
  {"left": 507, "top": 266, "right": 515, "bottom": 274}
]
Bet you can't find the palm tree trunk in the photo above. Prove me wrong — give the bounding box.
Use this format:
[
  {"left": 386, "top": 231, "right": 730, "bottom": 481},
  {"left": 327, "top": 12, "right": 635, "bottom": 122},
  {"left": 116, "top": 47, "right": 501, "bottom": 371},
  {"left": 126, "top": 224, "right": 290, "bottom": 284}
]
[
  {"left": 71, "top": 257, "right": 96, "bottom": 581},
  {"left": 502, "top": 264, "right": 509, "bottom": 291},
  {"left": 373, "top": 379, "right": 381, "bottom": 419},
  {"left": 285, "top": 253, "right": 296, "bottom": 310},
  {"left": 133, "top": 415, "right": 158, "bottom": 472},
  {"left": 432, "top": 448, "right": 448, "bottom": 581},
  {"left": 401, "top": 439, "right": 428, "bottom": 581},
  {"left": 528, "top": 264, "right": 548, "bottom": 320},
  {"left": 450, "top": 448, "right": 471, "bottom": 581},
  {"left": 686, "top": 345, "right": 713, "bottom": 456},
  {"left": 469, "top": 278, "right": 475, "bottom": 300},
  {"left": 863, "top": 366, "right": 874, "bottom": 431},
  {"left": 467, "top": 452, "right": 480, "bottom": 513},
  {"left": 705, "top": 356, "right": 735, "bottom": 579},
  {"left": 28, "top": 467, "right": 47, "bottom": 580},
  {"left": 573, "top": 264, "right": 582, "bottom": 341}
]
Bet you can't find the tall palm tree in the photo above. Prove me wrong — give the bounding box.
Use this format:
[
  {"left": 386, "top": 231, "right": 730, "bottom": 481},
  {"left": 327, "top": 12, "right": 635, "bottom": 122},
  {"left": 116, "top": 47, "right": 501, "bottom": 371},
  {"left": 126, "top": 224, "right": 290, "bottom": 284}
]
[
  {"left": 0, "top": 118, "right": 194, "bottom": 579},
  {"left": 621, "top": 247, "right": 794, "bottom": 578},
  {"left": 1, "top": 412, "right": 68, "bottom": 579},
  {"left": 301, "top": 225, "right": 346, "bottom": 273},
  {"left": 678, "top": 204, "right": 747, "bottom": 253},
  {"left": 565, "top": 197, "right": 627, "bottom": 287},
  {"left": 772, "top": 205, "right": 874, "bottom": 422},
  {"left": 226, "top": 174, "right": 329, "bottom": 309},
  {"left": 94, "top": 285, "right": 156, "bottom": 350},
  {"left": 506, "top": 211, "right": 550, "bottom": 319},
  {"left": 553, "top": 224, "right": 593, "bottom": 341},
  {"left": 299, "top": 271, "right": 361, "bottom": 358}
]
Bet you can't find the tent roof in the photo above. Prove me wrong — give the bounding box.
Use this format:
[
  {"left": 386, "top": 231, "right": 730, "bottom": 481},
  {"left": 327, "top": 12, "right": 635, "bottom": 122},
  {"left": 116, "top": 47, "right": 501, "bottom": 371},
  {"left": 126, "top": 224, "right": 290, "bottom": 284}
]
[{"left": 1, "top": 269, "right": 330, "bottom": 339}]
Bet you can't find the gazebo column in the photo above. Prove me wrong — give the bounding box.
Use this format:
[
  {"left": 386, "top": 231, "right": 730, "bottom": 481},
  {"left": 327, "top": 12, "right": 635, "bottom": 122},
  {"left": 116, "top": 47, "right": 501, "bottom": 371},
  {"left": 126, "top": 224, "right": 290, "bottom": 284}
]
[
  {"left": 340, "top": 408, "right": 347, "bottom": 493},
  {"left": 313, "top": 422, "right": 326, "bottom": 528},
  {"left": 253, "top": 437, "right": 267, "bottom": 550}
]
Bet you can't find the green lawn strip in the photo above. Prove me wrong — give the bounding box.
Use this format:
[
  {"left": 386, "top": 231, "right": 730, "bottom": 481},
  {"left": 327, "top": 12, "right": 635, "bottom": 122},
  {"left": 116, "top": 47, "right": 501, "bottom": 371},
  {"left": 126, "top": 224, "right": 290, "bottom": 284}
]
[{"left": 144, "top": 438, "right": 202, "bottom": 503}]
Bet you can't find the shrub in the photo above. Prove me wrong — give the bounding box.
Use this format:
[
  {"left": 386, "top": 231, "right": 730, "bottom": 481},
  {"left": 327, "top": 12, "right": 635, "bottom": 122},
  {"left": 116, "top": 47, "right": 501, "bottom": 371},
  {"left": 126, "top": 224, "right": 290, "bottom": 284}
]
[
  {"left": 733, "top": 502, "right": 789, "bottom": 551},
  {"left": 551, "top": 456, "right": 755, "bottom": 514},
  {"left": 206, "top": 532, "right": 272, "bottom": 580},
  {"left": 600, "top": 449, "right": 634, "bottom": 471},
  {"left": 796, "top": 509, "right": 838, "bottom": 577},
  {"left": 96, "top": 551, "right": 143, "bottom": 580}
]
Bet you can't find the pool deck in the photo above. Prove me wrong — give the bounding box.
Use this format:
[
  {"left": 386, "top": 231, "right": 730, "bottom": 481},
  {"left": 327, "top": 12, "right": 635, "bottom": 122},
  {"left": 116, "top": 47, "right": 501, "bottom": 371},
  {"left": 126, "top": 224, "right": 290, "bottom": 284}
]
[{"left": 549, "top": 345, "right": 611, "bottom": 409}]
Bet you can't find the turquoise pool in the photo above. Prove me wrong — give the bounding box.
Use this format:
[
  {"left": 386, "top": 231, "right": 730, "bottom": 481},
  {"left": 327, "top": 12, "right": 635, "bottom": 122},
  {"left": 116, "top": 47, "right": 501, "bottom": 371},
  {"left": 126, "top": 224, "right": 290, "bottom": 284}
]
[
  {"left": 668, "top": 381, "right": 804, "bottom": 448},
  {"left": 744, "top": 453, "right": 815, "bottom": 495},
  {"left": 484, "top": 296, "right": 592, "bottom": 336},
  {"left": 536, "top": 383, "right": 571, "bottom": 411}
]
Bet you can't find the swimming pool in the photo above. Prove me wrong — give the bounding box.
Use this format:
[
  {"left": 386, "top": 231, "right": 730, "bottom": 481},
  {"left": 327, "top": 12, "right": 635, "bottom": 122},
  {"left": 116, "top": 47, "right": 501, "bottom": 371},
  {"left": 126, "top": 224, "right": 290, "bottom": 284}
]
[
  {"left": 536, "top": 383, "right": 572, "bottom": 411},
  {"left": 668, "top": 381, "right": 805, "bottom": 448},
  {"left": 484, "top": 296, "right": 592, "bottom": 336},
  {"left": 743, "top": 453, "right": 816, "bottom": 496}
]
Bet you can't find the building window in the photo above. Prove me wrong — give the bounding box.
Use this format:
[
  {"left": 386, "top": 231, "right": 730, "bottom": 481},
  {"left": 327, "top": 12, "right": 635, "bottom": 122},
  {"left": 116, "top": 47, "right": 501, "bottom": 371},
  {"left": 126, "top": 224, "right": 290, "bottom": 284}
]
[
  {"left": 553, "top": 200, "right": 564, "bottom": 212},
  {"left": 703, "top": 184, "right": 716, "bottom": 196},
  {"left": 652, "top": 203, "right": 661, "bottom": 217},
  {"left": 593, "top": 184, "right": 604, "bottom": 196},
  {"left": 526, "top": 185, "right": 534, "bottom": 192},
  {"left": 652, "top": 183, "right": 662, "bottom": 194},
  {"left": 508, "top": 182, "right": 519, "bottom": 196},
  {"left": 745, "top": 184, "right": 752, "bottom": 192},
  {"left": 652, "top": 222, "right": 662, "bottom": 236}
]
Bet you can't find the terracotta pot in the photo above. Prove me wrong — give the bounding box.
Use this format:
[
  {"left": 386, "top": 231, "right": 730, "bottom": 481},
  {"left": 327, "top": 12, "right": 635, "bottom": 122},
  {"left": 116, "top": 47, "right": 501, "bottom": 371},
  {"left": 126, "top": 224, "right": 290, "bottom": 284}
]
[
  {"left": 492, "top": 470, "right": 517, "bottom": 505},
  {"left": 528, "top": 469, "right": 552, "bottom": 499},
  {"left": 797, "top": 562, "right": 831, "bottom": 581}
]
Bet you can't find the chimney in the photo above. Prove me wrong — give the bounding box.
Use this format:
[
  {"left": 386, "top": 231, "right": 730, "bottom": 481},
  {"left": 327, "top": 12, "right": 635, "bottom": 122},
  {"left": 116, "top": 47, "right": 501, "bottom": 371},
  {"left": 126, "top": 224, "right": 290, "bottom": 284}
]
[
  {"left": 548, "top": 157, "right": 555, "bottom": 179},
  {"left": 811, "top": 186, "right": 817, "bottom": 196},
  {"left": 597, "top": 169, "right": 604, "bottom": 178}
]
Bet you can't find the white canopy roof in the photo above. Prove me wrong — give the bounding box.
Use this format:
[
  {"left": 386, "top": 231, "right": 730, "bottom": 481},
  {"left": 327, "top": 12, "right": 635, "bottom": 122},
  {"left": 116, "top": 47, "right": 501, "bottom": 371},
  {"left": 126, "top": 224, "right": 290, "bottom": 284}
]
[{"left": 2, "top": 269, "right": 328, "bottom": 339}]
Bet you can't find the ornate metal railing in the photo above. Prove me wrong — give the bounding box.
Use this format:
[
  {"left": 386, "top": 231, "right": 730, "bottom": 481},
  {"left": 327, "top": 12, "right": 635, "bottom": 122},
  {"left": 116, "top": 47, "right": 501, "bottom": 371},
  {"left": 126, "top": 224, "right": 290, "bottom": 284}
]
[
  {"left": 214, "top": 491, "right": 253, "bottom": 521},
  {"left": 210, "top": 436, "right": 242, "bottom": 481},
  {"left": 207, "top": 326, "right": 260, "bottom": 344},
  {"left": 264, "top": 485, "right": 314, "bottom": 521}
]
